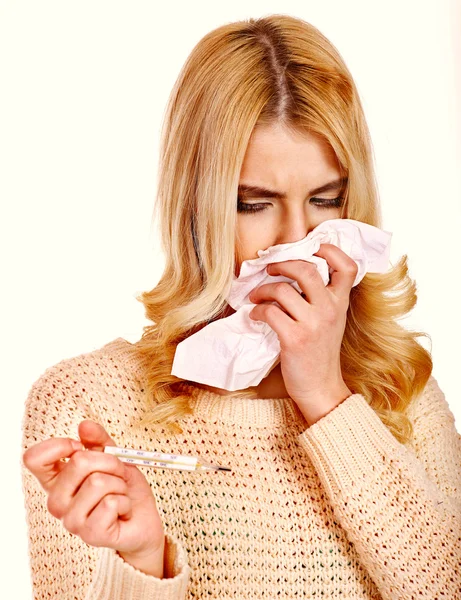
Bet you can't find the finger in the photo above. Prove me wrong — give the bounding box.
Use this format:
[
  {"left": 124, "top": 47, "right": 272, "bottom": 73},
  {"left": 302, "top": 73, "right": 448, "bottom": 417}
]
[
  {"left": 46, "top": 450, "right": 127, "bottom": 520},
  {"left": 84, "top": 494, "right": 132, "bottom": 548},
  {"left": 264, "top": 259, "right": 327, "bottom": 306},
  {"left": 250, "top": 301, "right": 294, "bottom": 346},
  {"left": 250, "top": 280, "right": 308, "bottom": 322},
  {"left": 78, "top": 420, "right": 118, "bottom": 452},
  {"left": 22, "top": 437, "right": 83, "bottom": 492},
  {"left": 312, "top": 243, "right": 358, "bottom": 301},
  {"left": 60, "top": 472, "right": 128, "bottom": 537}
]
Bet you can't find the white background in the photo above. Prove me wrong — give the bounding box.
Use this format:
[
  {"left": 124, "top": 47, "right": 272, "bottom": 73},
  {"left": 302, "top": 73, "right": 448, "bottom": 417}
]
[{"left": 1, "top": 0, "right": 460, "bottom": 596}]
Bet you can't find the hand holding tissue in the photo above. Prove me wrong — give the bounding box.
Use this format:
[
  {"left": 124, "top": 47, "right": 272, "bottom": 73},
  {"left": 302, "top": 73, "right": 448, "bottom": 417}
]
[{"left": 171, "top": 218, "right": 392, "bottom": 392}]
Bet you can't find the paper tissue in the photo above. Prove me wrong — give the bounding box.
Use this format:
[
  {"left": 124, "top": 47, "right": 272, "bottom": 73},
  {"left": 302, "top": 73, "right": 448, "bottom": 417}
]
[{"left": 171, "top": 218, "right": 392, "bottom": 391}]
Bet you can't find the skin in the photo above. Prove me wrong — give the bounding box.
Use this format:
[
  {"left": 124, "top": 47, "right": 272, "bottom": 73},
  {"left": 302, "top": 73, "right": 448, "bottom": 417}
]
[{"left": 201, "top": 122, "right": 350, "bottom": 402}]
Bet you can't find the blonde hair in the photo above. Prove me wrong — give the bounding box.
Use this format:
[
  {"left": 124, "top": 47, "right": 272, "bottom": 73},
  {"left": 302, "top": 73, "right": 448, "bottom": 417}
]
[{"left": 130, "top": 14, "right": 432, "bottom": 444}]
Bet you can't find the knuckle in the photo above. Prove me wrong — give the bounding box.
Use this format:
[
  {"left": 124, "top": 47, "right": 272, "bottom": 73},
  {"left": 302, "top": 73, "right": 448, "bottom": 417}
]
[
  {"left": 88, "top": 472, "right": 107, "bottom": 489},
  {"left": 303, "top": 262, "right": 318, "bottom": 276},
  {"left": 347, "top": 261, "right": 358, "bottom": 275},
  {"left": 304, "top": 321, "right": 321, "bottom": 339},
  {"left": 290, "top": 330, "right": 307, "bottom": 349},
  {"left": 324, "top": 305, "right": 337, "bottom": 322},
  {"left": 62, "top": 514, "right": 81, "bottom": 535},
  {"left": 307, "top": 329, "right": 321, "bottom": 344},
  {"left": 274, "top": 282, "right": 290, "bottom": 296},
  {"left": 71, "top": 450, "right": 89, "bottom": 470},
  {"left": 265, "top": 303, "right": 279, "bottom": 318},
  {"left": 22, "top": 448, "right": 34, "bottom": 469},
  {"left": 103, "top": 495, "right": 119, "bottom": 512},
  {"left": 47, "top": 495, "right": 63, "bottom": 519}
]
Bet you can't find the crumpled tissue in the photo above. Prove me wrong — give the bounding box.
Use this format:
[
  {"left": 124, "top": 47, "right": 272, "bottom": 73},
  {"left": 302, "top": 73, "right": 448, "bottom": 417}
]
[{"left": 171, "top": 218, "right": 392, "bottom": 391}]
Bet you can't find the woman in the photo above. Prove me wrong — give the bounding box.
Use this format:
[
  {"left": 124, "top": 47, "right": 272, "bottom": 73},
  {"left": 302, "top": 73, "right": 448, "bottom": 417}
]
[{"left": 21, "top": 14, "right": 461, "bottom": 599}]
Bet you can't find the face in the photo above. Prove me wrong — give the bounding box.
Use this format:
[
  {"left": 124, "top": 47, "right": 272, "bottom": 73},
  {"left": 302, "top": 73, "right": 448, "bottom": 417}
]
[{"left": 235, "top": 122, "right": 346, "bottom": 277}]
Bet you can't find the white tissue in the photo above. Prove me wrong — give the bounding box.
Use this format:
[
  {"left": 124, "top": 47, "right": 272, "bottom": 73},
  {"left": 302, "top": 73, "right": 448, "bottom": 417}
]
[{"left": 171, "top": 218, "right": 392, "bottom": 391}]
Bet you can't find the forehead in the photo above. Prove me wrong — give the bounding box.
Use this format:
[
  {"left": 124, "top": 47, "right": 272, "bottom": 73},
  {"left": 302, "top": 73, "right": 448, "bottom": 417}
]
[{"left": 240, "top": 124, "right": 341, "bottom": 184}]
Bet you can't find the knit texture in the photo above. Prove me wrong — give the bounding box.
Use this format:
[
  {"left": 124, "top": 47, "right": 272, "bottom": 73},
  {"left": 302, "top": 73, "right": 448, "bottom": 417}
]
[{"left": 21, "top": 337, "right": 461, "bottom": 599}]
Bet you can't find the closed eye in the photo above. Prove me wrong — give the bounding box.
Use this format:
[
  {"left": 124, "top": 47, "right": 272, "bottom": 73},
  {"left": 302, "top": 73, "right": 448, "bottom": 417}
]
[{"left": 236, "top": 196, "right": 344, "bottom": 214}]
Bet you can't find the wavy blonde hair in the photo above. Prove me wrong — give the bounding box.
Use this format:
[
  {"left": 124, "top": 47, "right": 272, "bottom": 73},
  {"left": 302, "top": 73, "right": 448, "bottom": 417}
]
[{"left": 130, "top": 14, "right": 432, "bottom": 444}]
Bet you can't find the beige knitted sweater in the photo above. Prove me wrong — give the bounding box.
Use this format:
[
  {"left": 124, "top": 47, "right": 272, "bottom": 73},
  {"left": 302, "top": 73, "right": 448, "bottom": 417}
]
[{"left": 21, "top": 337, "right": 461, "bottom": 599}]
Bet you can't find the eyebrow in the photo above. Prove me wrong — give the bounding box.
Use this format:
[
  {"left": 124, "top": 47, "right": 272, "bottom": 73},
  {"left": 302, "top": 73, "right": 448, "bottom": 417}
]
[{"left": 237, "top": 176, "right": 348, "bottom": 200}]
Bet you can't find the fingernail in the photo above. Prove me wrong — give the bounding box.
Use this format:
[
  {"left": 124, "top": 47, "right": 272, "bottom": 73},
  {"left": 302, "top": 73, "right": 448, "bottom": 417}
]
[{"left": 71, "top": 440, "right": 83, "bottom": 451}]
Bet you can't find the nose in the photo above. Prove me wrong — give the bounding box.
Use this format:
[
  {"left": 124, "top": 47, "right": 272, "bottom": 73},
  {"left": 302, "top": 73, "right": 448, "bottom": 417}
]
[{"left": 273, "top": 210, "right": 317, "bottom": 246}]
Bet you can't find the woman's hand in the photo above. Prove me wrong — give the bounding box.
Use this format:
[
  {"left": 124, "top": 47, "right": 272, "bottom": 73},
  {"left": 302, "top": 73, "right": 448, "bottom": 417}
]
[
  {"left": 248, "top": 243, "right": 355, "bottom": 425},
  {"left": 22, "top": 420, "right": 166, "bottom": 577}
]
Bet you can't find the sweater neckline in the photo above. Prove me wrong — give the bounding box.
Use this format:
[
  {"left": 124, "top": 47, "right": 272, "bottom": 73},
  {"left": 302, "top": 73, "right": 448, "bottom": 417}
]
[
  {"left": 103, "top": 337, "right": 308, "bottom": 427},
  {"left": 177, "top": 382, "right": 306, "bottom": 427}
]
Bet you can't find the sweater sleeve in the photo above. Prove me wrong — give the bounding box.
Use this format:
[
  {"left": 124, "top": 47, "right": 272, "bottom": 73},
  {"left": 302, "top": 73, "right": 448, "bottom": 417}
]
[
  {"left": 81, "top": 535, "right": 190, "bottom": 600},
  {"left": 21, "top": 361, "right": 191, "bottom": 600},
  {"left": 296, "top": 375, "right": 461, "bottom": 600}
]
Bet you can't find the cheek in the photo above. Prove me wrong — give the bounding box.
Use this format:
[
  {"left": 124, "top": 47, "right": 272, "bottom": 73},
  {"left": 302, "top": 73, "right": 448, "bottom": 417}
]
[
  {"left": 235, "top": 223, "right": 270, "bottom": 270},
  {"left": 305, "top": 213, "right": 343, "bottom": 237}
]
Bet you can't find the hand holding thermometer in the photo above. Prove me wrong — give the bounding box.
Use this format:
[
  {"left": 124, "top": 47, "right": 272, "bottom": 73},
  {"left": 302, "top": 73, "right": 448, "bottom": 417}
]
[{"left": 103, "top": 445, "right": 232, "bottom": 472}]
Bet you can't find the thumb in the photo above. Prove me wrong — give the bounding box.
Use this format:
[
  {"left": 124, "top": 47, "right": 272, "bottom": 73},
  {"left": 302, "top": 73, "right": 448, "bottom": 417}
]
[{"left": 77, "top": 420, "right": 117, "bottom": 452}]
